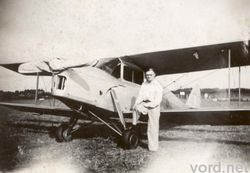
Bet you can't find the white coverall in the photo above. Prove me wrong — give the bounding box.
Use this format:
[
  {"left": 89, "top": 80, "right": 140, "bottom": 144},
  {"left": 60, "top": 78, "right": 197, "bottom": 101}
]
[{"left": 133, "top": 79, "right": 163, "bottom": 151}]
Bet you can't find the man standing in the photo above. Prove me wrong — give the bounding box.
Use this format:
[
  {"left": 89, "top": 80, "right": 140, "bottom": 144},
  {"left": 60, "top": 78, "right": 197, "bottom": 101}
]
[{"left": 132, "top": 68, "right": 163, "bottom": 151}]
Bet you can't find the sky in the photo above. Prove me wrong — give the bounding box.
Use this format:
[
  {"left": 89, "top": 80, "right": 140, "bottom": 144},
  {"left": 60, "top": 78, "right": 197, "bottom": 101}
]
[{"left": 0, "top": 0, "right": 250, "bottom": 91}]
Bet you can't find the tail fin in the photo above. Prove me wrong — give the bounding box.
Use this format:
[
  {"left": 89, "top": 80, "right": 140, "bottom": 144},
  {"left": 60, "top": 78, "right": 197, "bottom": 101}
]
[
  {"left": 161, "top": 89, "right": 189, "bottom": 110},
  {"left": 186, "top": 84, "right": 201, "bottom": 108}
]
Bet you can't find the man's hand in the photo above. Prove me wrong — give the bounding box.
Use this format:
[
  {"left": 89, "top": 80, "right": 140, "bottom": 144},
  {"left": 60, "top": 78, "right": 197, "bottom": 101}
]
[{"left": 143, "top": 102, "right": 154, "bottom": 109}]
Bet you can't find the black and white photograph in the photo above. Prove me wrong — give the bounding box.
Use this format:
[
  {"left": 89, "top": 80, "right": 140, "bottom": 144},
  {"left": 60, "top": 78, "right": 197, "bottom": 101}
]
[{"left": 0, "top": 0, "right": 250, "bottom": 172}]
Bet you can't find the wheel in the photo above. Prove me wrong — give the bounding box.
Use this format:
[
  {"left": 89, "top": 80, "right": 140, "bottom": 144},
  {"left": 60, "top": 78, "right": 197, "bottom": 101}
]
[
  {"left": 55, "top": 124, "right": 73, "bottom": 142},
  {"left": 121, "top": 129, "right": 139, "bottom": 149}
]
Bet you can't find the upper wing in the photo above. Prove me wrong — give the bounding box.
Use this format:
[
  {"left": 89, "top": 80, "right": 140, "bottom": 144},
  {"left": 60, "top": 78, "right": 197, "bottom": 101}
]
[
  {"left": 0, "top": 62, "right": 52, "bottom": 76},
  {"left": 0, "top": 102, "right": 74, "bottom": 117},
  {"left": 121, "top": 40, "right": 250, "bottom": 75}
]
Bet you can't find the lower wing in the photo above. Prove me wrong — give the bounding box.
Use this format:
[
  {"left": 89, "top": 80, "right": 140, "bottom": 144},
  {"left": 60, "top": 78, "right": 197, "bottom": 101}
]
[
  {"left": 0, "top": 102, "right": 74, "bottom": 117},
  {"left": 160, "top": 108, "right": 250, "bottom": 125}
]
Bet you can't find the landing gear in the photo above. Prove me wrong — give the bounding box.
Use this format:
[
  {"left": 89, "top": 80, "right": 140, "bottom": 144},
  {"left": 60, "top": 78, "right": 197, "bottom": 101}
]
[
  {"left": 121, "top": 129, "right": 139, "bottom": 149},
  {"left": 55, "top": 116, "right": 78, "bottom": 142},
  {"left": 88, "top": 110, "right": 140, "bottom": 149},
  {"left": 55, "top": 90, "right": 141, "bottom": 149},
  {"left": 110, "top": 88, "right": 140, "bottom": 149},
  {"left": 56, "top": 124, "right": 73, "bottom": 142}
]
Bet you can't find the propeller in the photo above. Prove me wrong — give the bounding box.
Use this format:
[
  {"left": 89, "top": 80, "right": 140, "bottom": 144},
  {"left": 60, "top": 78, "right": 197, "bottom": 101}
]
[{"left": 15, "top": 58, "right": 96, "bottom": 75}]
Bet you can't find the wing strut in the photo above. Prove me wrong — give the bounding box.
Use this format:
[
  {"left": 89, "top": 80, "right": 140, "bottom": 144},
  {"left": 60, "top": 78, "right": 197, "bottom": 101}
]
[
  {"left": 228, "top": 49, "right": 231, "bottom": 106},
  {"left": 110, "top": 88, "right": 127, "bottom": 130},
  {"left": 35, "top": 72, "right": 40, "bottom": 104},
  {"left": 238, "top": 66, "right": 241, "bottom": 107},
  {"left": 51, "top": 72, "right": 55, "bottom": 107}
]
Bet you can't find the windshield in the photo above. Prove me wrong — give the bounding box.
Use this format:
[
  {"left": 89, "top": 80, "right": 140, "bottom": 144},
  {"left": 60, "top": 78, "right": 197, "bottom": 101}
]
[{"left": 94, "top": 58, "right": 120, "bottom": 75}]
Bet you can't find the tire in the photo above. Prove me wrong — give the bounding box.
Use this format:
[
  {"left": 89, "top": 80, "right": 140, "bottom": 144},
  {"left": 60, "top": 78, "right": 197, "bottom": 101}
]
[
  {"left": 121, "top": 130, "right": 139, "bottom": 149},
  {"left": 55, "top": 124, "right": 73, "bottom": 142}
]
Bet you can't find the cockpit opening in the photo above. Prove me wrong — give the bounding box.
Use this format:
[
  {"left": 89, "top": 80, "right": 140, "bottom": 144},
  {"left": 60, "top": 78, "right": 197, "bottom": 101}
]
[
  {"left": 94, "top": 58, "right": 144, "bottom": 85},
  {"left": 56, "top": 75, "right": 67, "bottom": 90},
  {"left": 123, "top": 66, "right": 143, "bottom": 84}
]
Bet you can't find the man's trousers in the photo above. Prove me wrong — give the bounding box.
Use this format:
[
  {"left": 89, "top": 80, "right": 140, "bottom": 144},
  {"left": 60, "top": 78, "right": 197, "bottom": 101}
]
[{"left": 133, "top": 103, "right": 160, "bottom": 151}]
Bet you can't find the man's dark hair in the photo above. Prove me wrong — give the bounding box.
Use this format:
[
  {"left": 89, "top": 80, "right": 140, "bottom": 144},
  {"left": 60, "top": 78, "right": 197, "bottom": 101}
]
[{"left": 146, "top": 68, "right": 156, "bottom": 75}]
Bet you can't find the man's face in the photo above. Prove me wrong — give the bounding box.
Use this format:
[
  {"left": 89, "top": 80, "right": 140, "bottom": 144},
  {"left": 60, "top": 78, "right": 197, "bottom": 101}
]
[{"left": 145, "top": 71, "right": 155, "bottom": 83}]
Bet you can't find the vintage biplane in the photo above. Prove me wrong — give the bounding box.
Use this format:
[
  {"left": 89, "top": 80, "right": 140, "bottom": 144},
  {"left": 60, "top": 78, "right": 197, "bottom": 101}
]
[{"left": 0, "top": 40, "right": 250, "bottom": 149}]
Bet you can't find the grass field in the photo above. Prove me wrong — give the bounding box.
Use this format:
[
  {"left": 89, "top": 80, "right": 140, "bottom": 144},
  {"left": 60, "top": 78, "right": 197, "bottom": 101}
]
[{"left": 0, "top": 100, "right": 250, "bottom": 172}]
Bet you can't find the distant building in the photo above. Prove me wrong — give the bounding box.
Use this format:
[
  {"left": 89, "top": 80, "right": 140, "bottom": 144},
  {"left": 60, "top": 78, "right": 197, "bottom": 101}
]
[{"left": 173, "top": 88, "right": 250, "bottom": 101}]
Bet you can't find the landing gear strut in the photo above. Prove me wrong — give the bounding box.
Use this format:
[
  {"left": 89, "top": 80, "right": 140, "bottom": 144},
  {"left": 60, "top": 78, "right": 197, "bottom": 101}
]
[
  {"left": 56, "top": 116, "right": 78, "bottom": 142},
  {"left": 109, "top": 88, "right": 140, "bottom": 149},
  {"left": 88, "top": 110, "right": 140, "bottom": 149}
]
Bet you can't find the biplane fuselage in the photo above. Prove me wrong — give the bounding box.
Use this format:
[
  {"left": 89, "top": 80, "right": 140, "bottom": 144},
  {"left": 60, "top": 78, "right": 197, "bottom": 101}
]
[{"left": 52, "top": 60, "right": 143, "bottom": 114}]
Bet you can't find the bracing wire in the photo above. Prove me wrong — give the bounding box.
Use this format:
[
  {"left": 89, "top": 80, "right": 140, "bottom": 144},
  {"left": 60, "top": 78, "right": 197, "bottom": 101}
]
[
  {"left": 179, "top": 69, "right": 220, "bottom": 89},
  {"left": 163, "top": 73, "right": 188, "bottom": 89},
  {"left": 163, "top": 68, "right": 222, "bottom": 90}
]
